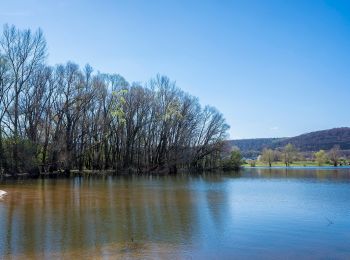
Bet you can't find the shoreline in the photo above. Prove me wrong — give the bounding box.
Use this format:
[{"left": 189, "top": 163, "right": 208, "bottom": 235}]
[
  {"left": 1, "top": 166, "right": 350, "bottom": 180},
  {"left": 0, "top": 168, "right": 229, "bottom": 179},
  {"left": 243, "top": 165, "right": 350, "bottom": 170}
]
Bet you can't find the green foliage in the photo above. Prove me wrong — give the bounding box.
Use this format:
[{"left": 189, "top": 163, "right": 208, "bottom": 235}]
[
  {"left": 164, "top": 99, "right": 182, "bottom": 121},
  {"left": 314, "top": 150, "right": 328, "bottom": 166},
  {"left": 111, "top": 89, "right": 128, "bottom": 124},
  {"left": 260, "top": 148, "right": 275, "bottom": 167},
  {"left": 223, "top": 149, "right": 243, "bottom": 170},
  {"left": 282, "top": 143, "right": 298, "bottom": 166}
]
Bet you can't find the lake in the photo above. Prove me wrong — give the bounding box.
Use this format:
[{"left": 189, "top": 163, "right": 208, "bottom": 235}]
[{"left": 1, "top": 167, "right": 350, "bottom": 259}]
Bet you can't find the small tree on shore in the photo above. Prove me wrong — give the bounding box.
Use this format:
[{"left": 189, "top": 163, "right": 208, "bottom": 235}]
[
  {"left": 247, "top": 159, "right": 256, "bottom": 167},
  {"left": 230, "top": 150, "right": 243, "bottom": 168},
  {"left": 328, "top": 145, "right": 340, "bottom": 167},
  {"left": 282, "top": 143, "right": 297, "bottom": 167},
  {"left": 223, "top": 149, "right": 243, "bottom": 170},
  {"left": 314, "top": 150, "right": 327, "bottom": 166},
  {"left": 261, "top": 148, "right": 275, "bottom": 167}
]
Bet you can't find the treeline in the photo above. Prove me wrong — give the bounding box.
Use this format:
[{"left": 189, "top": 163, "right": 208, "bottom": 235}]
[
  {"left": 0, "top": 25, "right": 229, "bottom": 176},
  {"left": 257, "top": 144, "right": 348, "bottom": 167}
]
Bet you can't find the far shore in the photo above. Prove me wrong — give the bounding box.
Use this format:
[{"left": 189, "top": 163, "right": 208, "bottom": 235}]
[{"left": 243, "top": 165, "right": 350, "bottom": 169}]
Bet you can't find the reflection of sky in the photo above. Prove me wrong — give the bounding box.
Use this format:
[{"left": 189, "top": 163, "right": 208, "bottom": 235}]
[
  {"left": 183, "top": 171, "right": 350, "bottom": 257},
  {"left": 204, "top": 177, "right": 350, "bottom": 257}
]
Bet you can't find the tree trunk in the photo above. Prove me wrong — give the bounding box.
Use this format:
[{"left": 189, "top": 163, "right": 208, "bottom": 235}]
[{"left": 13, "top": 91, "right": 19, "bottom": 175}]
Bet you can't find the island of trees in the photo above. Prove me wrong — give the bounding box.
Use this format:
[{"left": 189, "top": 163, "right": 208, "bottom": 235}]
[{"left": 0, "top": 25, "right": 230, "bottom": 177}]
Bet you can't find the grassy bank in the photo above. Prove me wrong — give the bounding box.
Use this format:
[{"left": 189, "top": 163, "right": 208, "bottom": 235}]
[{"left": 243, "top": 161, "right": 344, "bottom": 167}]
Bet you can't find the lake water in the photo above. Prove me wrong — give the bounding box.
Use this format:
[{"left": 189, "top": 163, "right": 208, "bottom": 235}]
[{"left": 1, "top": 168, "right": 350, "bottom": 259}]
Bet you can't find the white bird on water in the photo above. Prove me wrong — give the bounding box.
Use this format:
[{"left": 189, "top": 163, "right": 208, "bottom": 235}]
[{"left": 0, "top": 190, "right": 7, "bottom": 197}]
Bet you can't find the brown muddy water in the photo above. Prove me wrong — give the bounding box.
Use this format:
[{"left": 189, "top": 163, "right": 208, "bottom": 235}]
[{"left": 1, "top": 167, "right": 350, "bottom": 259}]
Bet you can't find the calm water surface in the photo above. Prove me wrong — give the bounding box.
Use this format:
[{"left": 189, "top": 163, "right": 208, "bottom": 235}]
[{"left": 1, "top": 168, "right": 350, "bottom": 259}]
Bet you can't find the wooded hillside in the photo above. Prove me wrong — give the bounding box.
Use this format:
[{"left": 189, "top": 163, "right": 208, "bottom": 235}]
[{"left": 230, "top": 127, "right": 350, "bottom": 158}]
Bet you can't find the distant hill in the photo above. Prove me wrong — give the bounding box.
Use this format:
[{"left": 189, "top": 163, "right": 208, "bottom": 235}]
[
  {"left": 272, "top": 127, "right": 350, "bottom": 151},
  {"left": 229, "top": 127, "right": 350, "bottom": 158},
  {"left": 228, "top": 138, "right": 284, "bottom": 158}
]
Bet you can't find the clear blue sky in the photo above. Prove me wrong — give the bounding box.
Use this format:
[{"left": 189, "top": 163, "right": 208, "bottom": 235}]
[{"left": 1, "top": 0, "right": 349, "bottom": 139}]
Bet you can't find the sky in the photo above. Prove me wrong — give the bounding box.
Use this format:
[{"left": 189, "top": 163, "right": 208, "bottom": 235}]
[{"left": 1, "top": 0, "right": 349, "bottom": 139}]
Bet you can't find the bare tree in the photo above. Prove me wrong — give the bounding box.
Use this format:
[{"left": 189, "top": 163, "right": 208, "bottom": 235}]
[
  {"left": 282, "top": 143, "right": 297, "bottom": 167},
  {"left": 261, "top": 148, "right": 275, "bottom": 167},
  {"left": 328, "top": 145, "right": 340, "bottom": 167},
  {"left": 0, "top": 24, "right": 46, "bottom": 173}
]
